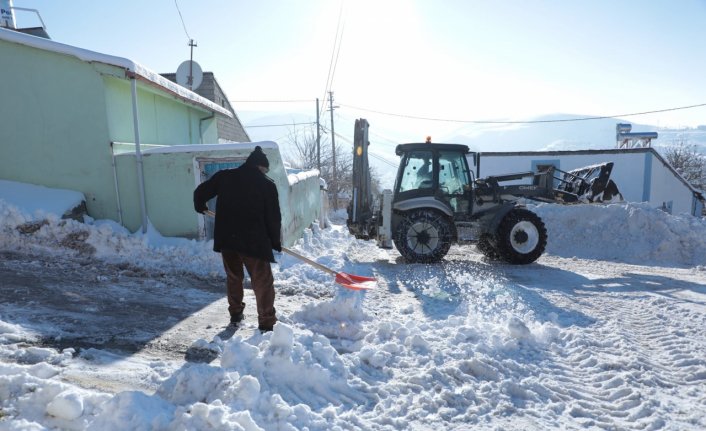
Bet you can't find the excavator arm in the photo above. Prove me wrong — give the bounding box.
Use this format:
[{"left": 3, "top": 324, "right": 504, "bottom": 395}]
[{"left": 347, "top": 119, "right": 377, "bottom": 239}]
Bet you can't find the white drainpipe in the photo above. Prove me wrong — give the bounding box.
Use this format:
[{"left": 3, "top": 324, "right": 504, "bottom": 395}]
[
  {"left": 130, "top": 78, "right": 149, "bottom": 234},
  {"left": 199, "top": 113, "right": 214, "bottom": 144},
  {"left": 109, "top": 142, "right": 124, "bottom": 226}
]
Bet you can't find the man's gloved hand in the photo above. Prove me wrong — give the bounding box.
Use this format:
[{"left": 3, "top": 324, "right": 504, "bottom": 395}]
[
  {"left": 272, "top": 241, "right": 282, "bottom": 253},
  {"left": 195, "top": 204, "right": 208, "bottom": 214}
]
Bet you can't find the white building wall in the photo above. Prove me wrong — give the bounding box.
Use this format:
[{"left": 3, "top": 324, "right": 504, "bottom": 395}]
[{"left": 647, "top": 154, "right": 695, "bottom": 215}]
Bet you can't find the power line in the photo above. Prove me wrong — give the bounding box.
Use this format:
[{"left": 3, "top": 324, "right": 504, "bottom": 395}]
[
  {"left": 173, "top": 0, "right": 191, "bottom": 41},
  {"left": 320, "top": 126, "right": 399, "bottom": 169},
  {"left": 328, "top": 21, "right": 345, "bottom": 95},
  {"left": 244, "top": 121, "right": 316, "bottom": 129},
  {"left": 319, "top": 2, "right": 346, "bottom": 119},
  {"left": 369, "top": 152, "right": 399, "bottom": 169},
  {"left": 230, "top": 99, "right": 314, "bottom": 103},
  {"left": 339, "top": 102, "right": 706, "bottom": 124}
]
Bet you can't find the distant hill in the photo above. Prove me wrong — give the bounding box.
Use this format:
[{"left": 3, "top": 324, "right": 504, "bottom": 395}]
[{"left": 439, "top": 114, "right": 706, "bottom": 154}]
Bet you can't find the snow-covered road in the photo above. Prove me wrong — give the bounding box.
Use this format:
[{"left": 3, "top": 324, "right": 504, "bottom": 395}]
[
  {"left": 316, "top": 243, "right": 706, "bottom": 429},
  {"left": 1, "top": 191, "right": 706, "bottom": 429}
]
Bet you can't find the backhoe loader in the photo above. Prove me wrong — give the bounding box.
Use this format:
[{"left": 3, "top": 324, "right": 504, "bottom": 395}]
[{"left": 346, "top": 119, "right": 622, "bottom": 264}]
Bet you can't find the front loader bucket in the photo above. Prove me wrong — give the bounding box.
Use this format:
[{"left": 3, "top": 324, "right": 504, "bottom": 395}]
[{"left": 555, "top": 162, "right": 623, "bottom": 203}]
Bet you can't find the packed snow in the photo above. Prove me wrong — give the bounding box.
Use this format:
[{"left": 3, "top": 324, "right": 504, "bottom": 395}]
[{"left": 1, "top": 180, "right": 706, "bottom": 430}]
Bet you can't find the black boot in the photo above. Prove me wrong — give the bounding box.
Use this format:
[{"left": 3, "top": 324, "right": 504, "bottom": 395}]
[{"left": 230, "top": 312, "right": 243, "bottom": 326}]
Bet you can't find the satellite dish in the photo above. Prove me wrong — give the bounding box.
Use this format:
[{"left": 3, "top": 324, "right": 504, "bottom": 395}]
[{"left": 176, "top": 60, "right": 203, "bottom": 90}]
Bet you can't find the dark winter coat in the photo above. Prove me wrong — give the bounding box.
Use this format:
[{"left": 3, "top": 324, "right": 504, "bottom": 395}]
[{"left": 193, "top": 164, "right": 282, "bottom": 262}]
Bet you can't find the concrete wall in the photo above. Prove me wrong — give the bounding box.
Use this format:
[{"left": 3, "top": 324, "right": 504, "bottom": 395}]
[
  {"left": 647, "top": 151, "right": 703, "bottom": 216},
  {"left": 284, "top": 170, "right": 324, "bottom": 246},
  {"left": 477, "top": 149, "right": 700, "bottom": 216}
]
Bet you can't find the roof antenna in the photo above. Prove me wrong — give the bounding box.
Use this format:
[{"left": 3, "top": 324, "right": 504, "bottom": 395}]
[
  {"left": 0, "top": 0, "right": 16, "bottom": 29},
  {"left": 1, "top": 0, "right": 50, "bottom": 39},
  {"left": 176, "top": 42, "right": 203, "bottom": 92}
]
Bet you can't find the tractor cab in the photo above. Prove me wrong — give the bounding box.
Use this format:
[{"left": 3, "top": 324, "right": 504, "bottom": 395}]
[{"left": 394, "top": 143, "right": 475, "bottom": 218}]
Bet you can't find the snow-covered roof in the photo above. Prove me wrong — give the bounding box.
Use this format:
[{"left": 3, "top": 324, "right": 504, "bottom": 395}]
[
  {"left": 0, "top": 27, "right": 233, "bottom": 118},
  {"left": 138, "top": 141, "right": 279, "bottom": 155}
]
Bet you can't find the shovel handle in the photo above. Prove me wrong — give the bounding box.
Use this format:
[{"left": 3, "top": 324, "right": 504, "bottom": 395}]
[
  {"left": 204, "top": 210, "right": 338, "bottom": 278},
  {"left": 281, "top": 247, "right": 337, "bottom": 276}
]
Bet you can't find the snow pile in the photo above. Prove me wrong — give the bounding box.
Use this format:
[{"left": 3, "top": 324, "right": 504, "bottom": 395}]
[
  {"left": 2, "top": 181, "right": 704, "bottom": 272},
  {"left": 533, "top": 202, "right": 706, "bottom": 266},
  {"left": 0, "top": 180, "right": 84, "bottom": 220},
  {"left": 0, "top": 199, "right": 224, "bottom": 277}
]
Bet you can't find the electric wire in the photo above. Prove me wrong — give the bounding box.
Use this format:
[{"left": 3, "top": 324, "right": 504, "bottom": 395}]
[
  {"left": 339, "top": 102, "right": 706, "bottom": 124},
  {"left": 174, "top": 0, "right": 191, "bottom": 41},
  {"left": 369, "top": 152, "right": 399, "bottom": 169},
  {"left": 319, "top": 126, "right": 398, "bottom": 169},
  {"left": 328, "top": 20, "right": 345, "bottom": 97},
  {"left": 244, "top": 121, "right": 316, "bottom": 129},
  {"left": 319, "top": 1, "right": 346, "bottom": 118},
  {"left": 231, "top": 99, "right": 314, "bottom": 103}
]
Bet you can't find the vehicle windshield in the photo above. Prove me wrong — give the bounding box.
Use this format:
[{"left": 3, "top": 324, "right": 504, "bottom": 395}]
[{"left": 397, "top": 150, "right": 434, "bottom": 193}]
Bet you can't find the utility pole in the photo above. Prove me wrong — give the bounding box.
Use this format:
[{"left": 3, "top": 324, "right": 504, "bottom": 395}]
[
  {"left": 329, "top": 91, "right": 338, "bottom": 210},
  {"left": 316, "top": 98, "right": 321, "bottom": 171},
  {"left": 188, "top": 39, "right": 197, "bottom": 90}
]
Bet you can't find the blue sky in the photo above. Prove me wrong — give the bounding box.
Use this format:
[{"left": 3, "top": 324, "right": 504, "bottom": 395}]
[{"left": 11, "top": 0, "right": 706, "bottom": 134}]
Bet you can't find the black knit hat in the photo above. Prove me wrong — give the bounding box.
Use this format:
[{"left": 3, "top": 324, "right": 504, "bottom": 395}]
[{"left": 246, "top": 146, "right": 269, "bottom": 168}]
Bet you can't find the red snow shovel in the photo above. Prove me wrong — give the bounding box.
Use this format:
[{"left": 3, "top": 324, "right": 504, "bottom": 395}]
[
  {"left": 204, "top": 211, "right": 376, "bottom": 290},
  {"left": 281, "top": 247, "right": 377, "bottom": 291}
]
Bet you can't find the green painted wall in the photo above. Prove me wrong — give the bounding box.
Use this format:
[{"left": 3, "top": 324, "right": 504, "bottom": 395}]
[
  {"left": 104, "top": 77, "right": 218, "bottom": 146},
  {"left": 0, "top": 37, "right": 218, "bottom": 224},
  {"left": 113, "top": 144, "right": 321, "bottom": 245},
  {"left": 0, "top": 38, "right": 116, "bottom": 220}
]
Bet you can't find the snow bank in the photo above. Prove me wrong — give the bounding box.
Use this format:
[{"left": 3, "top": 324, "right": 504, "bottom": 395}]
[
  {"left": 3, "top": 194, "right": 702, "bottom": 271},
  {"left": 0, "top": 198, "right": 224, "bottom": 277},
  {"left": 0, "top": 180, "right": 84, "bottom": 220},
  {"left": 532, "top": 202, "right": 706, "bottom": 266}
]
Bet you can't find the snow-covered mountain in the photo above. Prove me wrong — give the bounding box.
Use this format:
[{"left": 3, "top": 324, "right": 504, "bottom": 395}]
[{"left": 411, "top": 114, "right": 706, "bottom": 154}]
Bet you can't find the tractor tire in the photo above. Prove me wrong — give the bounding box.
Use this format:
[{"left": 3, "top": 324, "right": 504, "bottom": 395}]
[
  {"left": 476, "top": 234, "right": 500, "bottom": 259},
  {"left": 495, "top": 208, "right": 547, "bottom": 265},
  {"left": 394, "top": 209, "right": 452, "bottom": 263}
]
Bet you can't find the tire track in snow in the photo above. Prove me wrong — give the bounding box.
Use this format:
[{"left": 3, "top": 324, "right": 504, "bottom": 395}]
[
  {"left": 354, "top": 250, "right": 706, "bottom": 429},
  {"left": 539, "top": 284, "right": 706, "bottom": 428},
  {"left": 285, "top": 231, "right": 706, "bottom": 429}
]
